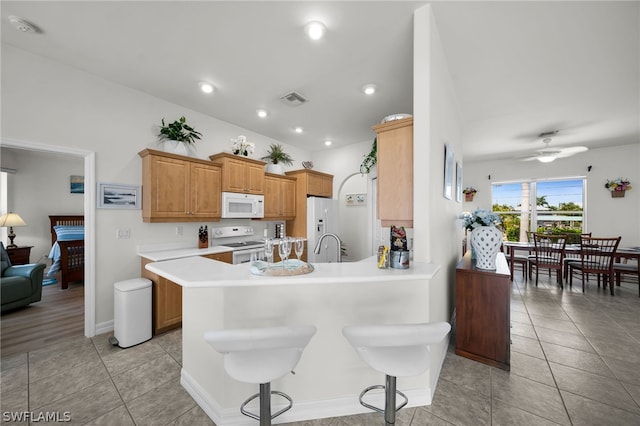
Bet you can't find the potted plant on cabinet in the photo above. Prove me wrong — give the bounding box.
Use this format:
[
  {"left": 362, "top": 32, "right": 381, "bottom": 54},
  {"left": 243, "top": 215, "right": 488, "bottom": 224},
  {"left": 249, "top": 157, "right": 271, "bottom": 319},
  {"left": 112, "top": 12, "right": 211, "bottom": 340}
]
[
  {"left": 260, "top": 143, "right": 294, "bottom": 174},
  {"left": 157, "top": 116, "right": 202, "bottom": 157}
]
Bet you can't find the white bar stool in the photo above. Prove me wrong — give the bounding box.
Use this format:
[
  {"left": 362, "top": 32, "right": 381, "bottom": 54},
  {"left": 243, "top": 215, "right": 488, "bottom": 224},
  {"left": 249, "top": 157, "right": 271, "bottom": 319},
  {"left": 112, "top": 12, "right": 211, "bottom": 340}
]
[
  {"left": 204, "top": 325, "right": 317, "bottom": 426},
  {"left": 342, "top": 322, "right": 451, "bottom": 425}
]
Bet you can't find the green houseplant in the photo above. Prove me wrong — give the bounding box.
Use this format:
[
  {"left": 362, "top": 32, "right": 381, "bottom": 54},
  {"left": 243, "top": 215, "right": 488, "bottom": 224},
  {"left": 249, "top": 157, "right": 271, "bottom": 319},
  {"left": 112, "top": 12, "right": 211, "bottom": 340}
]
[
  {"left": 360, "top": 138, "right": 377, "bottom": 174},
  {"left": 261, "top": 143, "right": 293, "bottom": 174},
  {"left": 158, "top": 116, "right": 201, "bottom": 157}
]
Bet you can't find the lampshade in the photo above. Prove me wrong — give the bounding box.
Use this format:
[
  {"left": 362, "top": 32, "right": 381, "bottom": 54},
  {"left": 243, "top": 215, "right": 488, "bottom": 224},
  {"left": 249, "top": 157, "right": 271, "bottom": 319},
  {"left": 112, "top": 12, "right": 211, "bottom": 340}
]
[{"left": 0, "top": 212, "right": 26, "bottom": 227}]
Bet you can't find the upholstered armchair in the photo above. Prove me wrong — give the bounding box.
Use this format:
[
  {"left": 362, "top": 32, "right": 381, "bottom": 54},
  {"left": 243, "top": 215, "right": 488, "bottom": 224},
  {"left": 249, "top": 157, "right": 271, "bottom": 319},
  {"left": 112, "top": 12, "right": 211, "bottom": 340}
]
[{"left": 1, "top": 242, "right": 45, "bottom": 313}]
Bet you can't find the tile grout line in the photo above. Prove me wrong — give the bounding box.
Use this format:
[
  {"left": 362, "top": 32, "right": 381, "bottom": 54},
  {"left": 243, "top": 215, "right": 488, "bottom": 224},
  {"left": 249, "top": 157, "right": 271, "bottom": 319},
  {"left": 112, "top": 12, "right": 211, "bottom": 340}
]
[{"left": 514, "top": 275, "right": 575, "bottom": 426}]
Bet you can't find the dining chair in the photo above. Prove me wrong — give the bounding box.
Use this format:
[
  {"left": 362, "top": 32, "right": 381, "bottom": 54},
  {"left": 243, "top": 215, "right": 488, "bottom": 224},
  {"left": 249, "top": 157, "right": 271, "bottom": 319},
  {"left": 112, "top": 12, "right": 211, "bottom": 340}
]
[
  {"left": 568, "top": 236, "right": 621, "bottom": 295},
  {"left": 508, "top": 246, "right": 529, "bottom": 281},
  {"left": 613, "top": 257, "right": 639, "bottom": 297},
  {"left": 529, "top": 233, "right": 567, "bottom": 287},
  {"left": 563, "top": 233, "right": 592, "bottom": 280}
]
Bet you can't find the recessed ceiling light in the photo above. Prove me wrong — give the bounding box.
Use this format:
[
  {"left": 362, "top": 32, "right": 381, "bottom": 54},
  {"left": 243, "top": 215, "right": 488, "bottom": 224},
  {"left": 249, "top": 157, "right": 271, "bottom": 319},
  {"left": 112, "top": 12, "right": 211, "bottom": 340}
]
[
  {"left": 199, "top": 82, "right": 214, "bottom": 94},
  {"left": 362, "top": 84, "right": 376, "bottom": 95},
  {"left": 305, "top": 21, "right": 326, "bottom": 40},
  {"left": 294, "top": 127, "right": 304, "bottom": 134},
  {"left": 257, "top": 109, "right": 268, "bottom": 118},
  {"left": 324, "top": 140, "right": 332, "bottom": 146}
]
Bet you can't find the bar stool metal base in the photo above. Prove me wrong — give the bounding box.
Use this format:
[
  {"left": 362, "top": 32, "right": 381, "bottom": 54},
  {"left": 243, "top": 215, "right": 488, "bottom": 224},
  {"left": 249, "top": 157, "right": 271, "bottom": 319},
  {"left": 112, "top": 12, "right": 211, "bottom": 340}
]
[
  {"left": 358, "top": 375, "right": 408, "bottom": 425},
  {"left": 240, "top": 382, "right": 293, "bottom": 426}
]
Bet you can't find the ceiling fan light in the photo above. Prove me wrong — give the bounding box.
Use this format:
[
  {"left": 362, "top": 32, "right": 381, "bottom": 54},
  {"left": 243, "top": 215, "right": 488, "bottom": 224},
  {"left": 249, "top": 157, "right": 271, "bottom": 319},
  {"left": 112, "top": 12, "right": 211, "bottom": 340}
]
[{"left": 537, "top": 155, "right": 556, "bottom": 163}]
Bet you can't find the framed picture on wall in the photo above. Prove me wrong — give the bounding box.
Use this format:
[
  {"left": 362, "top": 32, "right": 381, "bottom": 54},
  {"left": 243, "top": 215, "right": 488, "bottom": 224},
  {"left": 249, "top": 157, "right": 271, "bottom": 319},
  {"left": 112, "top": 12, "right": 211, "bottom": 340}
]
[
  {"left": 455, "top": 161, "right": 463, "bottom": 203},
  {"left": 98, "top": 183, "right": 141, "bottom": 209},
  {"left": 443, "top": 144, "right": 454, "bottom": 200}
]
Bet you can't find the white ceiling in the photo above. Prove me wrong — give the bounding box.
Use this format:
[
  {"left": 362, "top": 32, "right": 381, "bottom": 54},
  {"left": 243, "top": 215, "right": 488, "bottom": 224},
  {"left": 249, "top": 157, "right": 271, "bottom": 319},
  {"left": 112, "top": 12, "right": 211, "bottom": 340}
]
[{"left": 1, "top": 1, "right": 638, "bottom": 161}]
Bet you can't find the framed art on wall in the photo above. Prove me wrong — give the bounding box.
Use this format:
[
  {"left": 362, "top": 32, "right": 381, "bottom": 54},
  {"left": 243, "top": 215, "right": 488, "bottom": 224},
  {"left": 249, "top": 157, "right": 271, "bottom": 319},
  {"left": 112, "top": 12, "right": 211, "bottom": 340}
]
[
  {"left": 456, "top": 161, "right": 463, "bottom": 203},
  {"left": 98, "top": 183, "right": 141, "bottom": 209},
  {"left": 443, "top": 144, "right": 454, "bottom": 200}
]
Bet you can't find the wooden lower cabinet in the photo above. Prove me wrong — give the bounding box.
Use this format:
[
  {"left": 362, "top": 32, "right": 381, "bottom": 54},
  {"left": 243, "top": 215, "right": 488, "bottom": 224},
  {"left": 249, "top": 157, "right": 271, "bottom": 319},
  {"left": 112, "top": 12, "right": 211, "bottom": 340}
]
[
  {"left": 455, "top": 252, "right": 511, "bottom": 370},
  {"left": 141, "top": 252, "right": 232, "bottom": 334},
  {"left": 201, "top": 251, "right": 233, "bottom": 263}
]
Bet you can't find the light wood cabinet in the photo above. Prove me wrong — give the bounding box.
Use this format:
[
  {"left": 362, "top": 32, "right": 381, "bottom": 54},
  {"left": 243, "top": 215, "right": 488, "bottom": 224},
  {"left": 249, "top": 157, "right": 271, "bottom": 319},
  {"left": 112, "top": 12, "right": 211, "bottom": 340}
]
[
  {"left": 139, "top": 149, "right": 222, "bottom": 223},
  {"left": 141, "top": 251, "right": 232, "bottom": 334},
  {"left": 201, "top": 251, "right": 233, "bottom": 263},
  {"left": 373, "top": 117, "right": 413, "bottom": 228},
  {"left": 263, "top": 173, "right": 296, "bottom": 220},
  {"left": 285, "top": 169, "right": 334, "bottom": 239},
  {"left": 455, "top": 252, "right": 511, "bottom": 371},
  {"left": 209, "top": 153, "right": 265, "bottom": 194}
]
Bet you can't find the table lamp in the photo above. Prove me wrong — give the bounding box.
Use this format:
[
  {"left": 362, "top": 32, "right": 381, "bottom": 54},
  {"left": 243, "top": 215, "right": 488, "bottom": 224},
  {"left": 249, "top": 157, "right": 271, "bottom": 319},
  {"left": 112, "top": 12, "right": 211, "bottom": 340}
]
[{"left": 0, "top": 212, "right": 27, "bottom": 248}]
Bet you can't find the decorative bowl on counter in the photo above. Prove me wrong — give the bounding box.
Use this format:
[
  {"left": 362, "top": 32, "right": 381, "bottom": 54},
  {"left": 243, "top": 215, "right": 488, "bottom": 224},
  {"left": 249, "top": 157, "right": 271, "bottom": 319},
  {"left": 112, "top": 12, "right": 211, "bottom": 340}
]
[
  {"left": 250, "top": 259, "right": 314, "bottom": 276},
  {"left": 302, "top": 161, "right": 314, "bottom": 169}
]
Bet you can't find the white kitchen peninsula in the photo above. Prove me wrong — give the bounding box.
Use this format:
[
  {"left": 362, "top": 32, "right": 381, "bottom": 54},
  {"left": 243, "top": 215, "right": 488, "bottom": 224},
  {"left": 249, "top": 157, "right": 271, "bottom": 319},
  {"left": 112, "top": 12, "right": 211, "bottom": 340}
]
[{"left": 145, "top": 256, "right": 445, "bottom": 425}]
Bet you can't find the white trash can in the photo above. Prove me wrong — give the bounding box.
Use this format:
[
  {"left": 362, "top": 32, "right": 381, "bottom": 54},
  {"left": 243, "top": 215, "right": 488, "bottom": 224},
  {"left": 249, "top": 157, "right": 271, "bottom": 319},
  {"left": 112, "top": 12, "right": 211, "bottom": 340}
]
[{"left": 111, "top": 278, "right": 152, "bottom": 348}]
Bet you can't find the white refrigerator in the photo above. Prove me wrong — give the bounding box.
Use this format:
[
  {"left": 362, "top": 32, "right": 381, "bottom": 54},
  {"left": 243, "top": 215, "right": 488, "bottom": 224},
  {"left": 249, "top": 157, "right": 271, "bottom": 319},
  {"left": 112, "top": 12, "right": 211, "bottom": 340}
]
[{"left": 306, "top": 197, "right": 340, "bottom": 263}]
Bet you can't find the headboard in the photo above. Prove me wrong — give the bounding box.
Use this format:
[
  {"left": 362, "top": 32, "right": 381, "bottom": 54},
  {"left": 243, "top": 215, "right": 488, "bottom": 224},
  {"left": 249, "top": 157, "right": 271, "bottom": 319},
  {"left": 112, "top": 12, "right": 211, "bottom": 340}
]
[{"left": 49, "top": 215, "right": 84, "bottom": 245}]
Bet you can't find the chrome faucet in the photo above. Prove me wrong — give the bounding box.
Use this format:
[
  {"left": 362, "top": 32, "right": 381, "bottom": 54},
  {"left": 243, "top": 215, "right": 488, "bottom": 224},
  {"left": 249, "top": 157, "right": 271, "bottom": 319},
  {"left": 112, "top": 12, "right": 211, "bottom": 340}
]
[{"left": 314, "top": 233, "right": 342, "bottom": 263}]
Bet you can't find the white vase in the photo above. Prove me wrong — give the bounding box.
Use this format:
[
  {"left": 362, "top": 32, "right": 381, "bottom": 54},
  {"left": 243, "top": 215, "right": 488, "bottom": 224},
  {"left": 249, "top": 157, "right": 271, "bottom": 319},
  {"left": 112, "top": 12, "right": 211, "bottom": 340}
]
[
  {"left": 162, "top": 140, "right": 198, "bottom": 157},
  {"left": 470, "top": 226, "right": 502, "bottom": 270},
  {"left": 266, "top": 163, "right": 284, "bottom": 175}
]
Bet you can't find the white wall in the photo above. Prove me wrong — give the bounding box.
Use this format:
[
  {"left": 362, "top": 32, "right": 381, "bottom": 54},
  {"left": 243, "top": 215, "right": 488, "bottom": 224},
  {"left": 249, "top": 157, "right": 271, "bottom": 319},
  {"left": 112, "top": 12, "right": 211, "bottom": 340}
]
[
  {"left": 415, "top": 4, "right": 464, "bottom": 390},
  {"left": 338, "top": 173, "right": 369, "bottom": 261},
  {"left": 1, "top": 44, "right": 312, "bottom": 326},
  {"left": 0, "top": 149, "right": 84, "bottom": 262},
  {"left": 463, "top": 143, "right": 640, "bottom": 246}
]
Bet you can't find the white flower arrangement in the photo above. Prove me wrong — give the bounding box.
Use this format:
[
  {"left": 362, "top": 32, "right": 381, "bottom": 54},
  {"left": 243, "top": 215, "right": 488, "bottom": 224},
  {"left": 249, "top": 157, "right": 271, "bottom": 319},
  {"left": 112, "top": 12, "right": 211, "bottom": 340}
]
[{"left": 231, "top": 135, "right": 255, "bottom": 156}]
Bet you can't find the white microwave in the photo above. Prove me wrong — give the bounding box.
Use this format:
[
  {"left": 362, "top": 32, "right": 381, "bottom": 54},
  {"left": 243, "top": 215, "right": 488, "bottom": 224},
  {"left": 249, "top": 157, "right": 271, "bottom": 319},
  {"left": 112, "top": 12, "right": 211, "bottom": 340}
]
[{"left": 221, "top": 192, "right": 264, "bottom": 219}]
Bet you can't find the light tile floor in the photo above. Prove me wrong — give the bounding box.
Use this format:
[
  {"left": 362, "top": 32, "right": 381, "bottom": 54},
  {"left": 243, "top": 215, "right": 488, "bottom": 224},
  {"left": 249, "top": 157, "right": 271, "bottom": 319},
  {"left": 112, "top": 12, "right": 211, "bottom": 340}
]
[{"left": 1, "top": 275, "right": 638, "bottom": 425}]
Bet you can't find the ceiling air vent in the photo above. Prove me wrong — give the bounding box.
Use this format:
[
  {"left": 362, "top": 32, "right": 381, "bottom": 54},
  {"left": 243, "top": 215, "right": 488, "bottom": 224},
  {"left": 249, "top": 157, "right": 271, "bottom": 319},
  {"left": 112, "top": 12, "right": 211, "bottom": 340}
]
[{"left": 280, "top": 91, "right": 308, "bottom": 106}]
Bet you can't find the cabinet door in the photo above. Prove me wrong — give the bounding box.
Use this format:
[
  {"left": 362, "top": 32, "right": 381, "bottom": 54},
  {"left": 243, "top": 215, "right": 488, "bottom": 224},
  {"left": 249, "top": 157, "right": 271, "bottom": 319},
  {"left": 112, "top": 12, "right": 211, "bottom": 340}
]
[
  {"left": 307, "top": 173, "right": 324, "bottom": 196},
  {"left": 150, "top": 156, "right": 190, "bottom": 218},
  {"left": 246, "top": 163, "right": 265, "bottom": 194},
  {"left": 154, "top": 276, "right": 182, "bottom": 332},
  {"left": 376, "top": 118, "right": 413, "bottom": 227},
  {"left": 202, "top": 252, "right": 233, "bottom": 263},
  {"left": 281, "top": 178, "right": 296, "bottom": 218},
  {"left": 263, "top": 175, "right": 282, "bottom": 218},
  {"left": 223, "top": 158, "right": 248, "bottom": 193},
  {"left": 190, "top": 162, "right": 221, "bottom": 218}
]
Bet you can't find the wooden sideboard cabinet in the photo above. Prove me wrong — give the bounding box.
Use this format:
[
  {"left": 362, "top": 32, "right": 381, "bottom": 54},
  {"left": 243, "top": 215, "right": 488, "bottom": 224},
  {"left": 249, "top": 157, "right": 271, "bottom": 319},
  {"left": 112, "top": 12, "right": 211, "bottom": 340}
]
[
  {"left": 139, "top": 149, "right": 222, "bottom": 223},
  {"left": 6, "top": 246, "right": 33, "bottom": 265},
  {"left": 455, "top": 252, "right": 511, "bottom": 371},
  {"left": 209, "top": 153, "right": 265, "bottom": 195},
  {"left": 373, "top": 117, "right": 413, "bottom": 228},
  {"left": 141, "top": 252, "right": 232, "bottom": 334},
  {"left": 263, "top": 173, "right": 296, "bottom": 220}
]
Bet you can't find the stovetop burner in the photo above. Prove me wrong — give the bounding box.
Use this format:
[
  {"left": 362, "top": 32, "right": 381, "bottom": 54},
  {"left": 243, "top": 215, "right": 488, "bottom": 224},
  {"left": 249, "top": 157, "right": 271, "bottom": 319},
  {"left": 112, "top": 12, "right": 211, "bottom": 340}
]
[{"left": 223, "top": 241, "right": 264, "bottom": 249}]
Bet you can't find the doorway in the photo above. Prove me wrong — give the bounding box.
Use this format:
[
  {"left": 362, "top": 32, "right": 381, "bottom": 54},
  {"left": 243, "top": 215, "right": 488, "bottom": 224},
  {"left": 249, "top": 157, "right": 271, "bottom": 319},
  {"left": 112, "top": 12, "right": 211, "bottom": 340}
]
[{"left": 1, "top": 137, "right": 95, "bottom": 338}]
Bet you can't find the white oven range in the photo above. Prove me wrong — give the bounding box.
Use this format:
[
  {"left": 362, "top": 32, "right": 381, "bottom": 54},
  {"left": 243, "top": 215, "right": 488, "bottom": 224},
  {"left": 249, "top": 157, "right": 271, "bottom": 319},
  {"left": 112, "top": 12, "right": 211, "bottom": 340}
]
[{"left": 211, "top": 226, "right": 265, "bottom": 264}]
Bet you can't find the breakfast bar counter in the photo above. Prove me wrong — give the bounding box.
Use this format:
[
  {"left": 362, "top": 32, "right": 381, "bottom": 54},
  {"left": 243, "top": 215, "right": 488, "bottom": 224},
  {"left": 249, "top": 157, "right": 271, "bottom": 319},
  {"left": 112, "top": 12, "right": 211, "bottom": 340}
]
[{"left": 145, "top": 256, "right": 445, "bottom": 425}]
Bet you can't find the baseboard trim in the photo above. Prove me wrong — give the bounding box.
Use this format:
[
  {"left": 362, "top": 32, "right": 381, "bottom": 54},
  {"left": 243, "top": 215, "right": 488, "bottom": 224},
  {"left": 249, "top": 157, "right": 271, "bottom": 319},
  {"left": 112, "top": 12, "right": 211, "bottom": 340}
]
[
  {"left": 180, "top": 369, "right": 432, "bottom": 425},
  {"left": 95, "top": 320, "right": 113, "bottom": 335}
]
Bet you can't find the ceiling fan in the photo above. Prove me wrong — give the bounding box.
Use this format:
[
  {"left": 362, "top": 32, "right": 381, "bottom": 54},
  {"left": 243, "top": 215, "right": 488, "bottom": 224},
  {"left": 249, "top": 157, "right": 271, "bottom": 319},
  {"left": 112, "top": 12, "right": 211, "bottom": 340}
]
[{"left": 520, "top": 131, "right": 588, "bottom": 163}]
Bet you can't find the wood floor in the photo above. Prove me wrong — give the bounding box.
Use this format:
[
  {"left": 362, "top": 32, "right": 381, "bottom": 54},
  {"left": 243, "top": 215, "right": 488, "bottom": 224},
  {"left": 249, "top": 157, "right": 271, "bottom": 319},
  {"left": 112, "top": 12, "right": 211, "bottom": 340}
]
[{"left": 1, "top": 280, "right": 84, "bottom": 356}]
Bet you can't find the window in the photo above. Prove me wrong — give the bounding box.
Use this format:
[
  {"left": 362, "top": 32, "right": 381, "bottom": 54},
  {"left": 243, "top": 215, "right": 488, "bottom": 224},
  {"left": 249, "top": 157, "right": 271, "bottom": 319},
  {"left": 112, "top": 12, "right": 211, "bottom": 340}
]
[{"left": 492, "top": 178, "right": 585, "bottom": 242}]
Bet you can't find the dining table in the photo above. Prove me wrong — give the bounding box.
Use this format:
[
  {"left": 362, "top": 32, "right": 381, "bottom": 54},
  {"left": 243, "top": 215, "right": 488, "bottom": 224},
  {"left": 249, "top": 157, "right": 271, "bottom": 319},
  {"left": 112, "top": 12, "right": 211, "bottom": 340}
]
[{"left": 501, "top": 241, "right": 640, "bottom": 281}]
